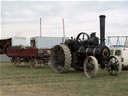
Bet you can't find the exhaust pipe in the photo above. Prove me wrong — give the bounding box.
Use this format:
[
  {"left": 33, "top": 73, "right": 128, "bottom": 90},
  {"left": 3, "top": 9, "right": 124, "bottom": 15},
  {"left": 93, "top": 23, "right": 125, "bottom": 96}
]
[{"left": 99, "top": 15, "right": 106, "bottom": 45}]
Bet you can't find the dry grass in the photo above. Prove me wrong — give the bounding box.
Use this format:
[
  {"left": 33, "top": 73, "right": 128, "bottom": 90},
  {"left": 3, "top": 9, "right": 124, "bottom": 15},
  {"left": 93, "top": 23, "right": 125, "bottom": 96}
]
[{"left": 0, "top": 62, "right": 128, "bottom": 96}]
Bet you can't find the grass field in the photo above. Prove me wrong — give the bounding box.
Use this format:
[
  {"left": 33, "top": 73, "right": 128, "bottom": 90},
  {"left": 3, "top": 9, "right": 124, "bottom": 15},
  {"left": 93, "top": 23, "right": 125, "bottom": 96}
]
[{"left": 0, "top": 62, "right": 128, "bottom": 96}]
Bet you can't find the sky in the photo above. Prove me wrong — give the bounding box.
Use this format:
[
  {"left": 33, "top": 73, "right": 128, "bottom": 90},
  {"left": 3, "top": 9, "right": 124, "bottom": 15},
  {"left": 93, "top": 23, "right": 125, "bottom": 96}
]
[{"left": 1, "top": 0, "right": 128, "bottom": 45}]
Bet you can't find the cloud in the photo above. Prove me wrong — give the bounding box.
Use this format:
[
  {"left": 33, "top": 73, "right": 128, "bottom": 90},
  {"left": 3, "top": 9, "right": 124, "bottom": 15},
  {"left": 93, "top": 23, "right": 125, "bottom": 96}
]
[{"left": 1, "top": 1, "right": 128, "bottom": 41}]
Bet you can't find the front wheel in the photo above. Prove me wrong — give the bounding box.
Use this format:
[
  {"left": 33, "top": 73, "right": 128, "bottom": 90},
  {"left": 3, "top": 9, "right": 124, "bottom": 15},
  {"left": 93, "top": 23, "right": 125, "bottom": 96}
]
[
  {"left": 83, "top": 56, "right": 99, "bottom": 78},
  {"left": 107, "top": 56, "right": 122, "bottom": 76}
]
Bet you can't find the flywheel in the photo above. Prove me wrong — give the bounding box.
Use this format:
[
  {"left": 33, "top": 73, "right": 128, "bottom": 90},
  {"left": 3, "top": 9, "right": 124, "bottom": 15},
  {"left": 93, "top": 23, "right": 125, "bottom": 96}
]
[{"left": 50, "top": 44, "right": 72, "bottom": 73}]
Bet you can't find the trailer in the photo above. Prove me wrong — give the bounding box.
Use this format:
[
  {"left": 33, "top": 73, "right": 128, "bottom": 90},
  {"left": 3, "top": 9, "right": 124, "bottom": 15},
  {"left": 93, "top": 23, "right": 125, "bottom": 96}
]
[{"left": 7, "top": 47, "right": 51, "bottom": 68}]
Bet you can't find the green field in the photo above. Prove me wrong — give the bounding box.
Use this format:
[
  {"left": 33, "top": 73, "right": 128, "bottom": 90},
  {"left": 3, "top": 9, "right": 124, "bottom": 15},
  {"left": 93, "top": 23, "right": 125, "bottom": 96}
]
[{"left": 0, "top": 62, "right": 128, "bottom": 96}]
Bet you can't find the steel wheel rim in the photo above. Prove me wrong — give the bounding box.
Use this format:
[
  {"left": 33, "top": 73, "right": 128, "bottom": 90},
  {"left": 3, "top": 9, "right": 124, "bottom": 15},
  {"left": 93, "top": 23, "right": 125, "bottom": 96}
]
[
  {"left": 84, "top": 56, "right": 98, "bottom": 78},
  {"left": 52, "top": 46, "right": 65, "bottom": 72},
  {"left": 50, "top": 45, "right": 72, "bottom": 73},
  {"left": 108, "top": 56, "right": 121, "bottom": 75},
  {"left": 85, "top": 58, "right": 95, "bottom": 77}
]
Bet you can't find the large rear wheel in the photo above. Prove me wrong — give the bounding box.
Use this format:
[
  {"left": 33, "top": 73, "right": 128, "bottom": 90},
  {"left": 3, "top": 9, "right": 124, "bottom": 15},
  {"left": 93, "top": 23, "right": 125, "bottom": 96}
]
[
  {"left": 50, "top": 45, "right": 72, "bottom": 73},
  {"left": 83, "top": 56, "right": 99, "bottom": 78}
]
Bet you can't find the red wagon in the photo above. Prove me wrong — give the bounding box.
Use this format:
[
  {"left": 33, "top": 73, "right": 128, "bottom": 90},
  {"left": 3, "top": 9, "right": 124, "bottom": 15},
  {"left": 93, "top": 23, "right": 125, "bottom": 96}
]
[{"left": 7, "top": 47, "right": 51, "bottom": 68}]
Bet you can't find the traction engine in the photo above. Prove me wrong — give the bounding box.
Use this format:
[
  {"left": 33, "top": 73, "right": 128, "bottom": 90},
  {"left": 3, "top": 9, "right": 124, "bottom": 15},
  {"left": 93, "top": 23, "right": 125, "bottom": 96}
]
[{"left": 50, "top": 15, "right": 122, "bottom": 78}]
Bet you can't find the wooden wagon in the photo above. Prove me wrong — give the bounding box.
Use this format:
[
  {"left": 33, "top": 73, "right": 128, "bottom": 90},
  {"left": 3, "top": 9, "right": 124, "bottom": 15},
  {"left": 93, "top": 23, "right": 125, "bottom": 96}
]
[{"left": 7, "top": 47, "right": 51, "bottom": 68}]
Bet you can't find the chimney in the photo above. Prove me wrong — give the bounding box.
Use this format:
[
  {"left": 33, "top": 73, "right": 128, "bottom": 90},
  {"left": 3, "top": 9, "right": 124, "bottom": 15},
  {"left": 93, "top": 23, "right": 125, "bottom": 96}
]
[{"left": 99, "top": 15, "right": 106, "bottom": 45}]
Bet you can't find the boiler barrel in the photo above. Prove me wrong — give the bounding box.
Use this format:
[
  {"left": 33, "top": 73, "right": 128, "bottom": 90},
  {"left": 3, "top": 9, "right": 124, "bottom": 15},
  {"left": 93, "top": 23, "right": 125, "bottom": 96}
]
[{"left": 78, "top": 46, "right": 110, "bottom": 60}]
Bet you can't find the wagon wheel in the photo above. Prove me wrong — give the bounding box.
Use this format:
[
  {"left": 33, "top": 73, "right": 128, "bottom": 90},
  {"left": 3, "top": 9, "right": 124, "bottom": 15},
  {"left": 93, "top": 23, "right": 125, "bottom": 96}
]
[
  {"left": 50, "top": 45, "right": 72, "bottom": 73},
  {"left": 11, "top": 57, "right": 20, "bottom": 67},
  {"left": 83, "top": 56, "right": 99, "bottom": 78},
  {"left": 29, "top": 59, "right": 37, "bottom": 69},
  {"left": 107, "top": 56, "right": 122, "bottom": 76}
]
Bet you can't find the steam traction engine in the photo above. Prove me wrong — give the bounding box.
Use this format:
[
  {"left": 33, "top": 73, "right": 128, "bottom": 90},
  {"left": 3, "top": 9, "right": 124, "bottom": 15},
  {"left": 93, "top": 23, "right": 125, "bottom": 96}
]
[{"left": 50, "top": 15, "right": 122, "bottom": 78}]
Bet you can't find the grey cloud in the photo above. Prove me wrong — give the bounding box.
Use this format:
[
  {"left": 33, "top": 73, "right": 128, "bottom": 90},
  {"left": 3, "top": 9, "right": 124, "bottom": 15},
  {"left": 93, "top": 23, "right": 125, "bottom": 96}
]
[{"left": 1, "top": 1, "right": 128, "bottom": 39}]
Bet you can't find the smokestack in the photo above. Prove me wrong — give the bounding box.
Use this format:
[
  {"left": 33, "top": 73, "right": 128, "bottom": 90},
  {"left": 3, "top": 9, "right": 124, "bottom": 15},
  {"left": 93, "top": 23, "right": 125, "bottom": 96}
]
[
  {"left": 99, "top": 15, "right": 106, "bottom": 45},
  {"left": 62, "top": 18, "right": 65, "bottom": 44},
  {"left": 40, "top": 18, "right": 42, "bottom": 37}
]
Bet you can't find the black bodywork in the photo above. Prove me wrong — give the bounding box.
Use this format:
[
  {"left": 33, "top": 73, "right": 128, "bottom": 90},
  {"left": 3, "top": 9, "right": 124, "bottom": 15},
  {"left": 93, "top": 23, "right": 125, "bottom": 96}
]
[{"left": 64, "top": 15, "right": 110, "bottom": 70}]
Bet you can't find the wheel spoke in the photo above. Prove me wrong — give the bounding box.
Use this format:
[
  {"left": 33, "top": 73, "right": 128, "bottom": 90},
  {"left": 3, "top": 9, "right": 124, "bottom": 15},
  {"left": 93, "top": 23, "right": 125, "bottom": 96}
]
[
  {"left": 107, "top": 56, "right": 122, "bottom": 75},
  {"left": 84, "top": 56, "right": 98, "bottom": 78},
  {"left": 51, "top": 45, "right": 71, "bottom": 73}
]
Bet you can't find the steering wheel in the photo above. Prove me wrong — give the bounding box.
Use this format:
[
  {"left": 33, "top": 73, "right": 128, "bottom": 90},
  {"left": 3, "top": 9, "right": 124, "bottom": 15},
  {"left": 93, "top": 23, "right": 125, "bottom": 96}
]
[{"left": 76, "top": 32, "right": 89, "bottom": 42}]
